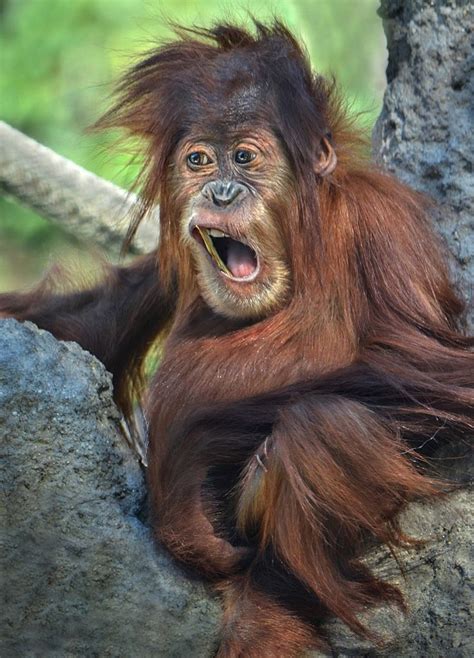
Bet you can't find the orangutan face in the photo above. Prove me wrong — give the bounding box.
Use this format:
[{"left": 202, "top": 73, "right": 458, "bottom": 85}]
[{"left": 170, "top": 127, "right": 295, "bottom": 320}]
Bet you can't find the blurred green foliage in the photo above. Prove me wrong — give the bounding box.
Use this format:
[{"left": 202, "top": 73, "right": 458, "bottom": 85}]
[{"left": 0, "top": 0, "right": 385, "bottom": 288}]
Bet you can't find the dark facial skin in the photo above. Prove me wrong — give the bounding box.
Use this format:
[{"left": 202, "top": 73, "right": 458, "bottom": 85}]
[{"left": 170, "top": 128, "right": 295, "bottom": 320}]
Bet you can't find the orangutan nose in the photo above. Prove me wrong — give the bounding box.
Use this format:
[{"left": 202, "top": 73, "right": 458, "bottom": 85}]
[{"left": 202, "top": 180, "right": 246, "bottom": 207}]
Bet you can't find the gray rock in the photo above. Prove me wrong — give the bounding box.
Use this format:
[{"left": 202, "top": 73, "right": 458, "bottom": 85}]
[
  {"left": 374, "top": 0, "right": 474, "bottom": 329},
  {"left": 0, "top": 319, "right": 220, "bottom": 658},
  {"left": 310, "top": 488, "right": 473, "bottom": 657}
]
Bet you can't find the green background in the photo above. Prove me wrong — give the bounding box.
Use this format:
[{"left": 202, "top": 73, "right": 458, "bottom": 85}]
[{"left": 0, "top": 0, "right": 386, "bottom": 289}]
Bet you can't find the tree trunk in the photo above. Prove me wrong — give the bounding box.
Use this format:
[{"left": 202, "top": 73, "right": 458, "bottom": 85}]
[{"left": 373, "top": 0, "right": 473, "bottom": 330}]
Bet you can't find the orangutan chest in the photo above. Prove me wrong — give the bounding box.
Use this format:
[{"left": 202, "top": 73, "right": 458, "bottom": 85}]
[{"left": 149, "top": 335, "right": 308, "bottom": 431}]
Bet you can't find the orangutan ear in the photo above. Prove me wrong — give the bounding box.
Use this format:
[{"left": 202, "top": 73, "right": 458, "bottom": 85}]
[{"left": 314, "top": 135, "right": 337, "bottom": 176}]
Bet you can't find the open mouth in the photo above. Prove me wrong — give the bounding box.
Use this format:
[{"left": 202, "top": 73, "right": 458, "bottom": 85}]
[{"left": 193, "top": 227, "right": 259, "bottom": 280}]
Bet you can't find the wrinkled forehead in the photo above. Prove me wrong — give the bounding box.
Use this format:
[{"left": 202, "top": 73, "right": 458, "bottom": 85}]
[{"left": 179, "top": 52, "right": 274, "bottom": 140}]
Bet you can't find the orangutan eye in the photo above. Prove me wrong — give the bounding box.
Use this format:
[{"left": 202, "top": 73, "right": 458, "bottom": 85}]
[
  {"left": 187, "top": 152, "right": 212, "bottom": 167},
  {"left": 234, "top": 149, "right": 256, "bottom": 165}
]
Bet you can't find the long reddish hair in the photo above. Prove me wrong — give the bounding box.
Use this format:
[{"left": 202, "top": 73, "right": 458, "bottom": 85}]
[{"left": 98, "top": 23, "right": 474, "bottom": 654}]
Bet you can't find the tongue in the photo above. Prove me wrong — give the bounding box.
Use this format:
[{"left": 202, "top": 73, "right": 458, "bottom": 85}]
[{"left": 226, "top": 241, "right": 256, "bottom": 278}]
